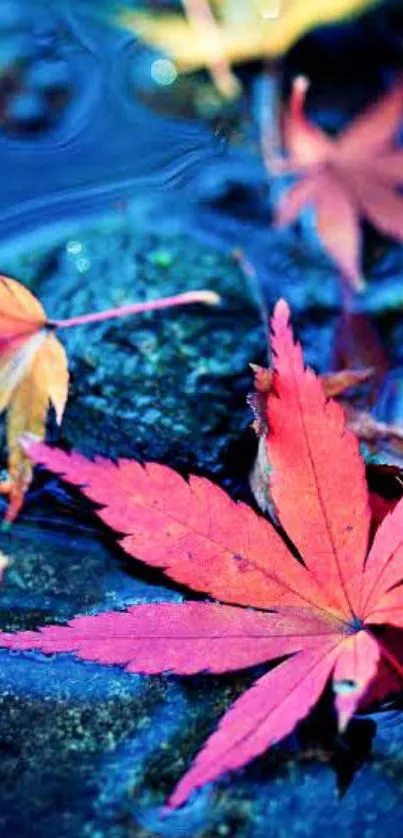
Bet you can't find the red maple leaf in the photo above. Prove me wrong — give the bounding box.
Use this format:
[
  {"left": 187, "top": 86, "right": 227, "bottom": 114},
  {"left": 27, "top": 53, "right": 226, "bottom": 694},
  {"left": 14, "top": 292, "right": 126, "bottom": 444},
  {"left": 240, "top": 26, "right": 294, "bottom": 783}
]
[
  {"left": 3, "top": 300, "right": 403, "bottom": 809},
  {"left": 272, "top": 77, "right": 403, "bottom": 289}
]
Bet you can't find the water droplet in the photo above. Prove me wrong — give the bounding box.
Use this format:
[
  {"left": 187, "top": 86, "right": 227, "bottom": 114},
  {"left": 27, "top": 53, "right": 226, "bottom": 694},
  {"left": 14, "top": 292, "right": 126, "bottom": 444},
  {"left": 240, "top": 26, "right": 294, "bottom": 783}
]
[
  {"left": 66, "top": 240, "right": 82, "bottom": 255},
  {"left": 333, "top": 678, "right": 358, "bottom": 696},
  {"left": 151, "top": 58, "right": 177, "bottom": 87},
  {"left": 76, "top": 257, "right": 90, "bottom": 273}
]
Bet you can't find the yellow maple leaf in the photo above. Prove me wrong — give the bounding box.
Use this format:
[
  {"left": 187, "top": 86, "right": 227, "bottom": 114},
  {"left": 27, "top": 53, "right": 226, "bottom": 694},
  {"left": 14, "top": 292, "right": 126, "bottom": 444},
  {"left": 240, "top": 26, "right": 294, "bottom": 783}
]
[
  {"left": 4, "top": 335, "right": 68, "bottom": 524},
  {"left": 251, "top": 0, "right": 381, "bottom": 55},
  {"left": 0, "top": 277, "right": 68, "bottom": 524},
  {"left": 117, "top": 0, "right": 382, "bottom": 90},
  {"left": 0, "top": 276, "right": 219, "bottom": 525}
]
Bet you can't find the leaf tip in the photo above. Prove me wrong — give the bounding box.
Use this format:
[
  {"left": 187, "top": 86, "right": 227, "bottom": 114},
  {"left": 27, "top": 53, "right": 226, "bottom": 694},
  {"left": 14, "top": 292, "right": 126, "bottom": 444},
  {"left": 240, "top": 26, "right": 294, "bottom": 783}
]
[
  {"left": 0, "top": 551, "right": 9, "bottom": 578},
  {"left": 335, "top": 700, "right": 353, "bottom": 734},
  {"left": 272, "top": 298, "right": 291, "bottom": 328},
  {"left": 165, "top": 788, "right": 187, "bottom": 812},
  {"left": 334, "top": 681, "right": 361, "bottom": 734},
  {"left": 351, "top": 274, "right": 366, "bottom": 293},
  {"left": 293, "top": 75, "right": 310, "bottom": 94},
  {"left": 19, "top": 432, "right": 42, "bottom": 456},
  {"left": 290, "top": 75, "right": 310, "bottom": 116}
]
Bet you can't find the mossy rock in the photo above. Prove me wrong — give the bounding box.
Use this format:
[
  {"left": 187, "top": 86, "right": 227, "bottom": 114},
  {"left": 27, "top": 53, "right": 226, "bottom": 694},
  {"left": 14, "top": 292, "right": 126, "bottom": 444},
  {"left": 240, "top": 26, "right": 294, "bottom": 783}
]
[{"left": 1, "top": 214, "right": 264, "bottom": 476}]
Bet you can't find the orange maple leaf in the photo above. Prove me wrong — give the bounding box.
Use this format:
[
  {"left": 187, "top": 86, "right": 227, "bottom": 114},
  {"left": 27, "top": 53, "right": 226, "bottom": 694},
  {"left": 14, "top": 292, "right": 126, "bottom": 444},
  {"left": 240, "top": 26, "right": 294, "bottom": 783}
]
[
  {"left": 0, "top": 277, "right": 219, "bottom": 524},
  {"left": 270, "top": 77, "right": 403, "bottom": 289},
  {"left": 0, "top": 277, "right": 68, "bottom": 524}
]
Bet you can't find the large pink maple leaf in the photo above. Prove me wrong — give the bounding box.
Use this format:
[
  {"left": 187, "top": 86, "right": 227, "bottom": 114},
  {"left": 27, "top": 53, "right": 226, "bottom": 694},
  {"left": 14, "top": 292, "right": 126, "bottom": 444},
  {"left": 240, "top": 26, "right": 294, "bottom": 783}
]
[{"left": 2, "top": 301, "right": 403, "bottom": 809}]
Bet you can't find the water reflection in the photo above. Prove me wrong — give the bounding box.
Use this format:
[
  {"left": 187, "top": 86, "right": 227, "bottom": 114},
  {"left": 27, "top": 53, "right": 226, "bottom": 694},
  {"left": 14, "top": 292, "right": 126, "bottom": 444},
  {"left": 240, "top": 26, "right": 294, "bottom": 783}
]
[{"left": 0, "top": 0, "right": 229, "bottom": 238}]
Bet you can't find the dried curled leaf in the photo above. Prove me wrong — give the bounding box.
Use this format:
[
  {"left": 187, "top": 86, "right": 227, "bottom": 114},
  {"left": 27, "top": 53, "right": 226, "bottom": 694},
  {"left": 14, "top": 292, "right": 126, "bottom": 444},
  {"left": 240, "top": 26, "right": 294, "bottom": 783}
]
[{"left": 249, "top": 362, "right": 374, "bottom": 513}]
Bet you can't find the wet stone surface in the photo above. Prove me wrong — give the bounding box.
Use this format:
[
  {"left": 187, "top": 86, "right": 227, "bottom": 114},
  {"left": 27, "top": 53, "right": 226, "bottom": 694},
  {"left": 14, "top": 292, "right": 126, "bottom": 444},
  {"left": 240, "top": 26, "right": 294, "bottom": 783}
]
[
  {"left": 0, "top": 202, "right": 403, "bottom": 838},
  {"left": 0, "top": 210, "right": 265, "bottom": 476},
  {"left": 0, "top": 204, "right": 403, "bottom": 836}
]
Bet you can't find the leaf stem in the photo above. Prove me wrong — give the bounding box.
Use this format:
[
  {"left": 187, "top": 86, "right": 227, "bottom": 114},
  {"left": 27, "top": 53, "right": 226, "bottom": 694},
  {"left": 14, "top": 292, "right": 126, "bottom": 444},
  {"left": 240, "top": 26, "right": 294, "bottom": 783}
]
[
  {"left": 181, "top": 0, "right": 240, "bottom": 98},
  {"left": 49, "top": 290, "right": 220, "bottom": 330}
]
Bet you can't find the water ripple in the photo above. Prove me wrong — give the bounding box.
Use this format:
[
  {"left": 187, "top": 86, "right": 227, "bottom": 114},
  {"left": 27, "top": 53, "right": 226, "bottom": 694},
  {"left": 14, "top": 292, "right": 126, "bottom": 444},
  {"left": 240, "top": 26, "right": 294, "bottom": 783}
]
[{"left": 0, "top": 0, "right": 227, "bottom": 239}]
